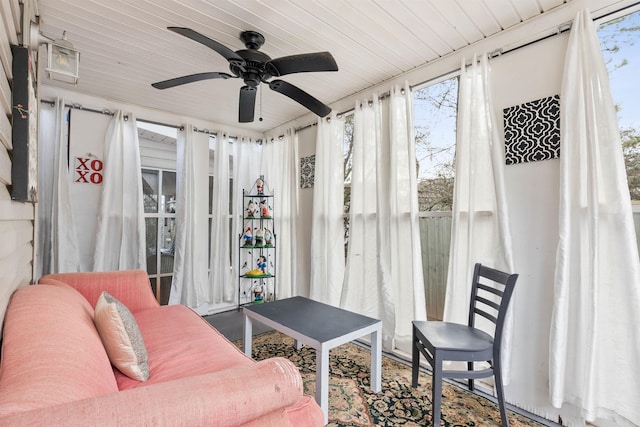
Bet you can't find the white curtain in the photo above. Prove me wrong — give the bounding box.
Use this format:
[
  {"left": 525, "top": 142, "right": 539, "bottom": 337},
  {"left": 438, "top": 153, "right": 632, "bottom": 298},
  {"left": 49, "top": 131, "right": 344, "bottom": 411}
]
[
  {"left": 36, "top": 98, "right": 80, "bottom": 276},
  {"left": 232, "top": 138, "right": 262, "bottom": 303},
  {"left": 209, "top": 132, "right": 234, "bottom": 303},
  {"left": 169, "top": 125, "right": 210, "bottom": 313},
  {"left": 93, "top": 111, "right": 145, "bottom": 271},
  {"left": 443, "top": 54, "right": 515, "bottom": 382},
  {"left": 388, "top": 84, "right": 427, "bottom": 352},
  {"left": 550, "top": 10, "right": 640, "bottom": 426},
  {"left": 309, "top": 114, "right": 345, "bottom": 306},
  {"left": 261, "top": 130, "right": 299, "bottom": 299},
  {"left": 342, "top": 84, "right": 426, "bottom": 352}
]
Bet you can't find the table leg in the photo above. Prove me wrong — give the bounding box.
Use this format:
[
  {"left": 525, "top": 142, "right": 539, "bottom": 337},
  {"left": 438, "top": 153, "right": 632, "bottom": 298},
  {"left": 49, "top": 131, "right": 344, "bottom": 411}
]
[
  {"left": 316, "top": 347, "right": 330, "bottom": 424},
  {"left": 243, "top": 314, "right": 253, "bottom": 357},
  {"left": 370, "top": 326, "right": 382, "bottom": 393}
]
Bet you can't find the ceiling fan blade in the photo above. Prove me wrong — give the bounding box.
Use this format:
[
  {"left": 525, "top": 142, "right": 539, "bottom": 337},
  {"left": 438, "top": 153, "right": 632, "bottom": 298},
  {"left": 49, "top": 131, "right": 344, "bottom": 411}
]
[
  {"left": 269, "top": 79, "right": 331, "bottom": 117},
  {"left": 239, "top": 86, "right": 257, "bottom": 123},
  {"left": 151, "top": 72, "right": 234, "bottom": 90},
  {"left": 168, "top": 27, "right": 244, "bottom": 65},
  {"left": 266, "top": 52, "right": 338, "bottom": 77}
]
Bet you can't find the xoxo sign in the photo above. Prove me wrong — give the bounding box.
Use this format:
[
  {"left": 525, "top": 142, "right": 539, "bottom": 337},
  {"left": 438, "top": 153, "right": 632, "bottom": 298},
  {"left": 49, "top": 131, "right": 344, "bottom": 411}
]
[{"left": 75, "top": 156, "right": 104, "bottom": 184}]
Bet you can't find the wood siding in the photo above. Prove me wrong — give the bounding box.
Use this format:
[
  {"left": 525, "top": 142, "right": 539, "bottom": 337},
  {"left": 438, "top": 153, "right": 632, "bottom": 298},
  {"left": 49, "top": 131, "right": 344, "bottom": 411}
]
[{"left": 0, "top": 0, "right": 36, "bottom": 332}]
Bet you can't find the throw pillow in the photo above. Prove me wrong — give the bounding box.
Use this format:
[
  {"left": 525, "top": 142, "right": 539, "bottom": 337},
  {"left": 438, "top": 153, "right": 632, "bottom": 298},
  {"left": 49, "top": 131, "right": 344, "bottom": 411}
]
[{"left": 94, "top": 291, "right": 150, "bottom": 381}]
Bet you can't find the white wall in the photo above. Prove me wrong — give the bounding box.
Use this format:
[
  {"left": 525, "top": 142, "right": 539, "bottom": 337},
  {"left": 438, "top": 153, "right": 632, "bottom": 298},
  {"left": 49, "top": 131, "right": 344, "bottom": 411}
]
[{"left": 493, "top": 34, "right": 566, "bottom": 421}]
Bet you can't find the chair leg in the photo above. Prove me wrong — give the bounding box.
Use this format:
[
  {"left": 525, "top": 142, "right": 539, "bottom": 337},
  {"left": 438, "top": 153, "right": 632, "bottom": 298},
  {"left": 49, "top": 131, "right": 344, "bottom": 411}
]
[
  {"left": 493, "top": 358, "right": 509, "bottom": 427},
  {"left": 431, "top": 353, "right": 443, "bottom": 427},
  {"left": 412, "top": 327, "right": 420, "bottom": 388},
  {"left": 467, "top": 361, "right": 474, "bottom": 391}
]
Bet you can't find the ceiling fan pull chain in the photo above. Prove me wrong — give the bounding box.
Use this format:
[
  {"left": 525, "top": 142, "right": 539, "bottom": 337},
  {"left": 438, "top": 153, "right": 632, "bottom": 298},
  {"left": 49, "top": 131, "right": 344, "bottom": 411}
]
[{"left": 259, "top": 84, "right": 263, "bottom": 122}]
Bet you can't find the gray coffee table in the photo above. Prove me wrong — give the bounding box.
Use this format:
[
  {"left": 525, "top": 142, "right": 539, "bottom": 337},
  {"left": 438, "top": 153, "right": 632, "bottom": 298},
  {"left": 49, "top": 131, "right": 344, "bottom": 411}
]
[{"left": 243, "top": 296, "right": 382, "bottom": 424}]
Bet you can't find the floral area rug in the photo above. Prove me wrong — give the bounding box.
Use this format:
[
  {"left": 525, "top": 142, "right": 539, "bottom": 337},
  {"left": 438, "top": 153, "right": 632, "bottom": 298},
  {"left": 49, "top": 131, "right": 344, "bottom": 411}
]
[{"left": 235, "top": 331, "right": 546, "bottom": 427}]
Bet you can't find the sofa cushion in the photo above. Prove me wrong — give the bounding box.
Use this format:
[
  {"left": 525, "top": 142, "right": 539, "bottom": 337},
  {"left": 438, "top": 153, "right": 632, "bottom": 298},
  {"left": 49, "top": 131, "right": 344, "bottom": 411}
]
[
  {"left": 94, "top": 291, "right": 150, "bottom": 382},
  {"left": 0, "top": 283, "right": 118, "bottom": 416},
  {"left": 39, "top": 270, "right": 159, "bottom": 313},
  {"left": 116, "top": 304, "right": 254, "bottom": 390}
]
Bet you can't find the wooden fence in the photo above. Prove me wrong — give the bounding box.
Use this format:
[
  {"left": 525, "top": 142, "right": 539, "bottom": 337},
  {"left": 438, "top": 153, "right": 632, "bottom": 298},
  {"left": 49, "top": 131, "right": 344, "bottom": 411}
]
[
  {"left": 418, "top": 212, "right": 452, "bottom": 321},
  {"left": 418, "top": 210, "right": 640, "bottom": 321}
]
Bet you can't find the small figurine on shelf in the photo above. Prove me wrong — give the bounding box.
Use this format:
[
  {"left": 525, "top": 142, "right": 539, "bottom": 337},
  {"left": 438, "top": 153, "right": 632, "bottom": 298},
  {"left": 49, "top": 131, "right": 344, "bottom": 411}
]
[
  {"left": 264, "top": 229, "right": 274, "bottom": 248},
  {"left": 246, "top": 200, "right": 257, "bottom": 218},
  {"left": 257, "top": 255, "right": 268, "bottom": 274},
  {"left": 259, "top": 200, "right": 271, "bottom": 218},
  {"left": 252, "top": 282, "right": 265, "bottom": 304},
  {"left": 254, "top": 227, "right": 264, "bottom": 247},
  {"left": 256, "top": 177, "right": 264, "bottom": 195},
  {"left": 242, "top": 226, "right": 253, "bottom": 247}
]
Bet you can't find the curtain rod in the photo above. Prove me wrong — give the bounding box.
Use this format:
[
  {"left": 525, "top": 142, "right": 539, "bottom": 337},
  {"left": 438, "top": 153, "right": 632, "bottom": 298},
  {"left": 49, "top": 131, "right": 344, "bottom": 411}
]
[
  {"left": 287, "top": 90, "right": 393, "bottom": 138},
  {"left": 290, "top": 1, "right": 640, "bottom": 138},
  {"left": 40, "top": 98, "right": 127, "bottom": 119},
  {"left": 40, "top": 99, "right": 262, "bottom": 141}
]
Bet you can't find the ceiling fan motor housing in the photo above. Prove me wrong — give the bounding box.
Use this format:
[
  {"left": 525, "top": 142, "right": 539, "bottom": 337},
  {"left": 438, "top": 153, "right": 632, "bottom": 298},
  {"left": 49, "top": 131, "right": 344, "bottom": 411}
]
[{"left": 230, "top": 49, "right": 272, "bottom": 87}]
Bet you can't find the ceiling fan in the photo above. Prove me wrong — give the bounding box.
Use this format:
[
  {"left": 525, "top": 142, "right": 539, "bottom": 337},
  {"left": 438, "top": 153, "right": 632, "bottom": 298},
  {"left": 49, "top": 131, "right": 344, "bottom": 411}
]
[{"left": 151, "top": 27, "right": 339, "bottom": 123}]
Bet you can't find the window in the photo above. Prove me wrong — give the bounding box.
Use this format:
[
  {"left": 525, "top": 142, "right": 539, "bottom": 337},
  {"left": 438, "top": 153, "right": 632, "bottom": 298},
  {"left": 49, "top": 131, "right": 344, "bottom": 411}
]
[
  {"left": 413, "top": 76, "right": 459, "bottom": 320},
  {"left": 142, "top": 168, "right": 176, "bottom": 305},
  {"left": 207, "top": 135, "right": 235, "bottom": 270},
  {"left": 343, "top": 113, "right": 354, "bottom": 255},
  {"left": 598, "top": 9, "right": 640, "bottom": 201},
  {"left": 413, "top": 76, "right": 458, "bottom": 212},
  {"left": 138, "top": 121, "right": 178, "bottom": 305}
]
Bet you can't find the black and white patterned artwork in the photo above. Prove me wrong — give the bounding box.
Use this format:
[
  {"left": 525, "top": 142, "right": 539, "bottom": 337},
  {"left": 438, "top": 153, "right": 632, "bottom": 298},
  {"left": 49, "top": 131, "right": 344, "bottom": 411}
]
[
  {"left": 300, "top": 155, "right": 315, "bottom": 189},
  {"left": 503, "top": 95, "right": 560, "bottom": 165}
]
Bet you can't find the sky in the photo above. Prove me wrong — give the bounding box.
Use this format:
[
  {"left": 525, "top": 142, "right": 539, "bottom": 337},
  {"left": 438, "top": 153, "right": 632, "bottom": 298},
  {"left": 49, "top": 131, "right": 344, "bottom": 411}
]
[{"left": 598, "top": 9, "right": 640, "bottom": 131}]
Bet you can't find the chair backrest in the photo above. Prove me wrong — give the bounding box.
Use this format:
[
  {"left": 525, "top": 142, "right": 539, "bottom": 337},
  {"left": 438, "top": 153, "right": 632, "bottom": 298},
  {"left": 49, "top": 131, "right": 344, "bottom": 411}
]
[{"left": 467, "top": 263, "right": 518, "bottom": 344}]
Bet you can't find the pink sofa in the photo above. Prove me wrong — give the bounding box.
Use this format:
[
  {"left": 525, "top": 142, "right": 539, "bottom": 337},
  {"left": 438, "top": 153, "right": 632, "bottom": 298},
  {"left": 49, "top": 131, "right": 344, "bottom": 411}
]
[{"left": 0, "top": 270, "right": 324, "bottom": 426}]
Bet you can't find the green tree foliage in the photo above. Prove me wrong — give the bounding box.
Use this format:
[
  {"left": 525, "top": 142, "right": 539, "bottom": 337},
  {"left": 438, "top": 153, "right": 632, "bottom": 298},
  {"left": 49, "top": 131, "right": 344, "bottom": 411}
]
[{"left": 622, "top": 128, "right": 640, "bottom": 200}]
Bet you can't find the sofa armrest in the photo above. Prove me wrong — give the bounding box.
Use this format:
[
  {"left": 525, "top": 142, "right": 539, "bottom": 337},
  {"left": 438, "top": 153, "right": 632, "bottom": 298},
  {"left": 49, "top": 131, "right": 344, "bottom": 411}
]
[
  {"left": 39, "top": 270, "right": 159, "bottom": 312},
  {"left": 0, "top": 357, "right": 321, "bottom": 427}
]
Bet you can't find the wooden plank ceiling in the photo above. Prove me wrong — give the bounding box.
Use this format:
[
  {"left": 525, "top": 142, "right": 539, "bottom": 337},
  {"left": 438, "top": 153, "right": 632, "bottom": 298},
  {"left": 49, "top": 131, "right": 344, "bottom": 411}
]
[{"left": 36, "top": 0, "right": 569, "bottom": 132}]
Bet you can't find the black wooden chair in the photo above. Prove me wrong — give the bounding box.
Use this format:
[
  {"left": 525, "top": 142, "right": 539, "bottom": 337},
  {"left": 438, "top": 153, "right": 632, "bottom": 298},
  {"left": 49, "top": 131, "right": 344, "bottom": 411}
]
[{"left": 412, "top": 263, "right": 518, "bottom": 426}]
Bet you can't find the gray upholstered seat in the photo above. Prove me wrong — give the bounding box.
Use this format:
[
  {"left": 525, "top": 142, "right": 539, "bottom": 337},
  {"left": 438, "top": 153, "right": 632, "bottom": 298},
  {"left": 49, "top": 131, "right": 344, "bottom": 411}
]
[{"left": 412, "top": 263, "right": 518, "bottom": 426}]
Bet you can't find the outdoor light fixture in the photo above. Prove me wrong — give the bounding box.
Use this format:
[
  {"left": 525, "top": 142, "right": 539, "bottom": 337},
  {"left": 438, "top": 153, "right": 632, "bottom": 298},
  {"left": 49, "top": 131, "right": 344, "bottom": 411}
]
[
  {"left": 30, "top": 19, "right": 80, "bottom": 85},
  {"left": 45, "top": 32, "right": 80, "bottom": 85}
]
